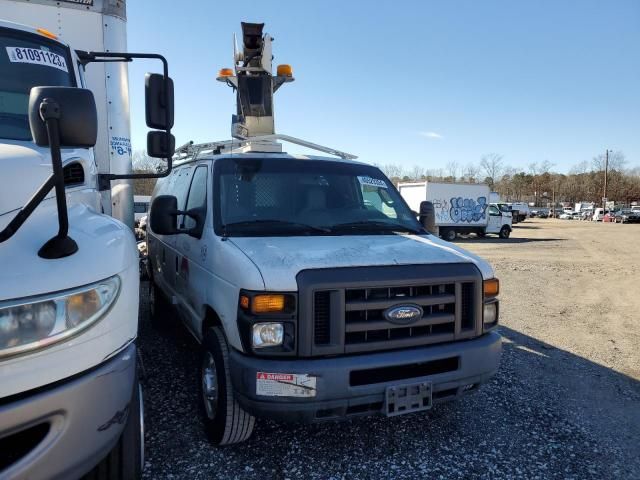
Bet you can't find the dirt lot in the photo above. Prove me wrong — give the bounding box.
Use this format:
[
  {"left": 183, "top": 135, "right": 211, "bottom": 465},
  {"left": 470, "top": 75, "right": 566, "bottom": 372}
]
[{"left": 138, "top": 219, "right": 640, "bottom": 479}]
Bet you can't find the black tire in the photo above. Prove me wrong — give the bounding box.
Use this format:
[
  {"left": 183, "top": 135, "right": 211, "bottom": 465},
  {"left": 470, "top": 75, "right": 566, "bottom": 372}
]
[
  {"left": 499, "top": 226, "right": 511, "bottom": 239},
  {"left": 201, "top": 326, "right": 255, "bottom": 445},
  {"left": 149, "top": 281, "right": 172, "bottom": 328},
  {"left": 442, "top": 228, "right": 457, "bottom": 242},
  {"left": 84, "top": 380, "right": 143, "bottom": 480}
]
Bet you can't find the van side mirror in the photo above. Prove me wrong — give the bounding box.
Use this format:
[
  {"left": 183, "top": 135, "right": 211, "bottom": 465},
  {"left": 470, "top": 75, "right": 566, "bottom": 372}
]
[
  {"left": 419, "top": 201, "right": 438, "bottom": 235},
  {"left": 150, "top": 195, "right": 179, "bottom": 235},
  {"left": 184, "top": 207, "right": 206, "bottom": 239},
  {"left": 145, "top": 73, "right": 174, "bottom": 130},
  {"left": 29, "top": 87, "right": 97, "bottom": 148}
]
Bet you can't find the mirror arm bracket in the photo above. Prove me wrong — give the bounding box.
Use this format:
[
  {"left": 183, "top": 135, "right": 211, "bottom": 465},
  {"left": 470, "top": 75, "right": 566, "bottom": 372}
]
[{"left": 78, "top": 50, "right": 174, "bottom": 186}]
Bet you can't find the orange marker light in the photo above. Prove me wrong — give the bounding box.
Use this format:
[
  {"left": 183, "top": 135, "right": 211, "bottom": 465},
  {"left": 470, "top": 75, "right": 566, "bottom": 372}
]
[
  {"left": 277, "top": 64, "right": 293, "bottom": 77},
  {"left": 218, "top": 68, "right": 234, "bottom": 77},
  {"left": 252, "top": 294, "right": 286, "bottom": 314},
  {"left": 37, "top": 28, "right": 58, "bottom": 40},
  {"left": 483, "top": 279, "right": 500, "bottom": 297},
  {"left": 240, "top": 295, "right": 250, "bottom": 310}
]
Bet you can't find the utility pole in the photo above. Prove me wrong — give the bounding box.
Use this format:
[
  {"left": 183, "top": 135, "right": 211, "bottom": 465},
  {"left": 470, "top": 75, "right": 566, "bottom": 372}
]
[{"left": 603, "top": 149, "right": 610, "bottom": 211}]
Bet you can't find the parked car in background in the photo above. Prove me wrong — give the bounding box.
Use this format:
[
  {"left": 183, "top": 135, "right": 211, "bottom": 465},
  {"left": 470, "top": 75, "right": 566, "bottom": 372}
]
[
  {"left": 592, "top": 208, "right": 610, "bottom": 221},
  {"left": 508, "top": 202, "right": 530, "bottom": 222},
  {"left": 614, "top": 210, "right": 640, "bottom": 224},
  {"left": 559, "top": 212, "right": 573, "bottom": 220}
]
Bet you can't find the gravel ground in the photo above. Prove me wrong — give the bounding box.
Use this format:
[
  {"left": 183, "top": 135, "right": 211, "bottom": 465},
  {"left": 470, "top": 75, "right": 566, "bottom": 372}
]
[{"left": 138, "top": 219, "right": 640, "bottom": 479}]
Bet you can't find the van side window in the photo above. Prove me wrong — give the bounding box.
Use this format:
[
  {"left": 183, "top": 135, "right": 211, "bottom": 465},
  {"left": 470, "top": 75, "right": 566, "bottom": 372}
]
[
  {"left": 183, "top": 166, "right": 208, "bottom": 230},
  {"left": 488, "top": 205, "right": 500, "bottom": 216}
]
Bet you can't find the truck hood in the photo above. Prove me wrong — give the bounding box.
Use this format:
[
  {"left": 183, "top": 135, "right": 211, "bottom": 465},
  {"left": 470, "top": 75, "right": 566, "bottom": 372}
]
[
  {"left": 0, "top": 141, "right": 92, "bottom": 216},
  {"left": 230, "top": 234, "right": 494, "bottom": 291},
  {"left": 0, "top": 200, "right": 137, "bottom": 300}
]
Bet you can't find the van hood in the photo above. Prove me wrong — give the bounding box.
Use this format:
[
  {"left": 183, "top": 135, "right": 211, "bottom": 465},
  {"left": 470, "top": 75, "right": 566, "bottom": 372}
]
[{"left": 229, "top": 234, "right": 494, "bottom": 291}]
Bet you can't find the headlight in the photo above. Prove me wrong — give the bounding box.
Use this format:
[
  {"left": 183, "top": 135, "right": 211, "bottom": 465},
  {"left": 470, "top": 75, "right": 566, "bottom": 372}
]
[
  {"left": 0, "top": 276, "right": 120, "bottom": 358},
  {"left": 252, "top": 322, "right": 284, "bottom": 348},
  {"left": 483, "top": 302, "right": 498, "bottom": 329}
]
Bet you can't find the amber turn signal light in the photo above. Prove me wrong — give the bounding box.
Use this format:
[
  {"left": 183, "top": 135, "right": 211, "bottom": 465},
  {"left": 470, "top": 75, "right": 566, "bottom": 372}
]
[
  {"left": 483, "top": 279, "right": 499, "bottom": 297},
  {"left": 251, "top": 294, "right": 286, "bottom": 314}
]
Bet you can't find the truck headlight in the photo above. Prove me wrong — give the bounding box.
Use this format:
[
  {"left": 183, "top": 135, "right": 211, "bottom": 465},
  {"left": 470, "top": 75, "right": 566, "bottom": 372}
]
[
  {"left": 0, "top": 276, "right": 120, "bottom": 358},
  {"left": 483, "top": 301, "right": 498, "bottom": 329},
  {"left": 252, "top": 322, "right": 284, "bottom": 348}
]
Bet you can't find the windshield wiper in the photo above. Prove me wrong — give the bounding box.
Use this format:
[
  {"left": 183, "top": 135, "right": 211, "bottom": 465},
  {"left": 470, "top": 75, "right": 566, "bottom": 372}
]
[
  {"left": 328, "top": 220, "right": 423, "bottom": 234},
  {"left": 222, "top": 219, "right": 331, "bottom": 235}
]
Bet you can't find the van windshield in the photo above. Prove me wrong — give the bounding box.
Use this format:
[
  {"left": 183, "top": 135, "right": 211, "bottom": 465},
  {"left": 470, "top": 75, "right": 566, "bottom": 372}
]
[
  {"left": 0, "top": 27, "right": 75, "bottom": 141},
  {"left": 215, "top": 157, "right": 423, "bottom": 236}
]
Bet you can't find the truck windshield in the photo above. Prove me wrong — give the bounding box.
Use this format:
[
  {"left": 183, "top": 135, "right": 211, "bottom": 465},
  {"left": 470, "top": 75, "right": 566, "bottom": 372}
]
[
  {"left": 0, "top": 27, "right": 75, "bottom": 141},
  {"left": 215, "top": 158, "right": 423, "bottom": 236}
]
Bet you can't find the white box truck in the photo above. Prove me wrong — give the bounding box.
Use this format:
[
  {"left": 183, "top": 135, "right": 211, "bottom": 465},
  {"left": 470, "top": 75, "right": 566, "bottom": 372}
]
[
  {"left": 398, "top": 182, "right": 512, "bottom": 241},
  {"left": 0, "top": 1, "right": 175, "bottom": 478}
]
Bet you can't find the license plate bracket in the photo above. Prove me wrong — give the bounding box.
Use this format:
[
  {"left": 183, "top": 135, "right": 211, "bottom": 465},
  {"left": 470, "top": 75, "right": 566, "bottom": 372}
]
[{"left": 385, "top": 381, "right": 432, "bottom": 417}]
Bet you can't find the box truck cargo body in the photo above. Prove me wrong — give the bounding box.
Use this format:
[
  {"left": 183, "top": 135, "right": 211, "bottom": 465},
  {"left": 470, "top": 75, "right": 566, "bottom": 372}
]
[{"left": 398, "top": 182, "right": 512, "bottom": 241}]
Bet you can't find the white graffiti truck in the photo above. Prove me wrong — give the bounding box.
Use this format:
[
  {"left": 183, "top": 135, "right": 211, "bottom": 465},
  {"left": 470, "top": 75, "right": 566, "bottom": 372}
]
[
  {"left": 399, "top": 182, "right": 512, "bottom": 241},
  {"left": 0, "top": 1, "right": 174, "bottom": 478},
  {"left": 147, "top": 22, "right": 502, "bottom": 446}
]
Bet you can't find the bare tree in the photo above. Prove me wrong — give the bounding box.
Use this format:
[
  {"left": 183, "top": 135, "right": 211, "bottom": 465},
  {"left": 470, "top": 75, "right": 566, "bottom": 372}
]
[
  {"left": 445, "top": 160, "right": 459, "bottom": 182},
  {"left": 379, "top": 164, "right": 405, "bottom": 180},
  {"left": 461, "top": 163, "right": 480, "bottom": 183},
  {"left": 409, "top": 165, "right": 425, "bottom": 181},
  {"left": 132, "top": 150, "right": 162, "bottom": 195},
  {"left": 480, "top": 153, "right": 504, "bottom": 188},
  {"left": 592, "top": 150, "right": 626, "bottom": 172}
]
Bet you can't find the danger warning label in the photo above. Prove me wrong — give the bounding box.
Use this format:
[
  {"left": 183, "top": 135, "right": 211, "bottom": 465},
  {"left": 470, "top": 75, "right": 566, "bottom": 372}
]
[{"left": 256, "top": 372, "right": 317, "bottom": 398}]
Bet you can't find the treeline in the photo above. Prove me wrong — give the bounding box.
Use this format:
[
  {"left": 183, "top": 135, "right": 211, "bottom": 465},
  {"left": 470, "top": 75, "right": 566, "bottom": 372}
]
[
  {"left": 377, "top": 152, "right": 640, "bottom": 206},
  {"left": 130, "top": 149, "right": 640, "bottom": 206}
]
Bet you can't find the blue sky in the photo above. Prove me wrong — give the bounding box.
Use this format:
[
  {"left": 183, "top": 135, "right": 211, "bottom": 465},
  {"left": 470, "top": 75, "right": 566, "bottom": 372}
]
[{"left": 127, "top": 0, "right": 640, "bottom": 173}]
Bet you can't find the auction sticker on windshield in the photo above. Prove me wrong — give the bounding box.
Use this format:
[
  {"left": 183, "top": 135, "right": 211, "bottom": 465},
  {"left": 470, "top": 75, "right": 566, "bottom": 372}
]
[
  {"left": 256, "top": 372, "right": 317, "bottom": 398},
  {"left": 6, "top": 47, "right": 68, "bottom": 73},
  {"left": 358, "top": 176, "right": 387, "bottom": 188}
]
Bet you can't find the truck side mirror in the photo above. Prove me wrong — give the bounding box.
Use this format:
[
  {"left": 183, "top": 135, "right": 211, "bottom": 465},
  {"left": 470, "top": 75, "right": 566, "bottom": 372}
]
[
  {"left": 148, "top": 130, "right": 175, "bottom": 158},
  {"left": 419, "top": 201, "right": 438, "bottom": 235},
  {"left": 145, "top": 73, "right": 174, "bottom": 130},
  {"left": 150, "top": 195, "right": 179, "bottom": 235},
  {"left": 29, "top": 87, "right": 97, "bottom": 148}
]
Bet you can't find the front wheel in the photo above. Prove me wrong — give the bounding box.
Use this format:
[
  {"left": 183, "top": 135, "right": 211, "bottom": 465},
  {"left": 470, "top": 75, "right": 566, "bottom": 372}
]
[
  {"left": 201, "top": 327, "right": 255, "bottom": 445},
  {"left": 499, "top": 226, "right": 511, "bottom": 239}
]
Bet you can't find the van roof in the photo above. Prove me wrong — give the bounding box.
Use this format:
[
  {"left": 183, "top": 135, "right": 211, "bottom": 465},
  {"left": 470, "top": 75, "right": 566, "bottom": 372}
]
[{"left": 173, "top": 151, "right": 369, "bottom": 168}]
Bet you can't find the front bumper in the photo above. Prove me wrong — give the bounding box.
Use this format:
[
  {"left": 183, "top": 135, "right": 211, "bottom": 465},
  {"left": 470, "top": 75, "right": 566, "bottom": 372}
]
[
  {"left": 0, "top": 343, "right": 137, "bottom": 480},
  {"left": 230, "top": 331, "right": 501, "bottom": 422}
]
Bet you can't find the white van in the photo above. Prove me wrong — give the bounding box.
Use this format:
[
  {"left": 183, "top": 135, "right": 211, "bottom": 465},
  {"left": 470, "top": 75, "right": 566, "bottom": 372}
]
[
  {"left": 592, "top": 208, "right": 608, "bottom": 221},
  {"left": 147, "top": 22, "right": 502, "bottom": 446}
]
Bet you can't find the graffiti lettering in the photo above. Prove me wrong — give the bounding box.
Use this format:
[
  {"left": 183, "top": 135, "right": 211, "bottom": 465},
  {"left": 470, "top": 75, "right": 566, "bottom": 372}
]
[{"left": 450, "top": 196, "right": 487, "bottom": 223}]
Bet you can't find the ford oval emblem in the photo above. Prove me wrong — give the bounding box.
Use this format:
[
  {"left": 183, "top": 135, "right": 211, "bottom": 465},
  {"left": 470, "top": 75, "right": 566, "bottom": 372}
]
[{"left": 384, "top": 305, "right": 423, "bottom": 325}]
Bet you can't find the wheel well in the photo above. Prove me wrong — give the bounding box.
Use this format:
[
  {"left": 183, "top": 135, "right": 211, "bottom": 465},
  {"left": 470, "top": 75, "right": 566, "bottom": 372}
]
[{"left": 202, "top": 306, "right": 222, "bottom": 338}]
